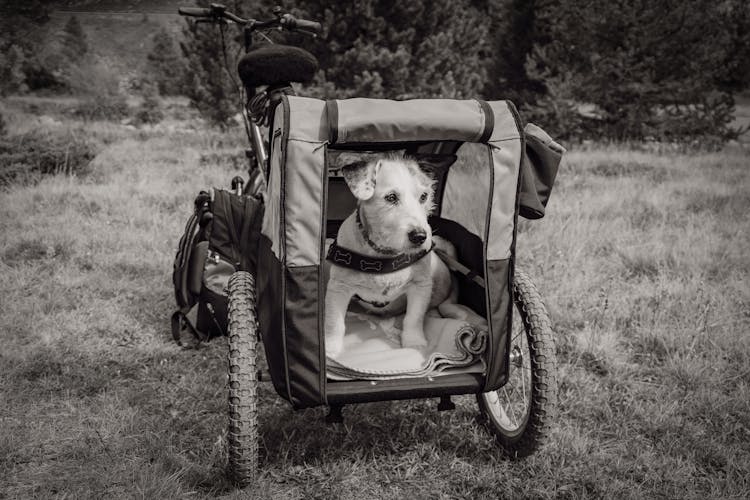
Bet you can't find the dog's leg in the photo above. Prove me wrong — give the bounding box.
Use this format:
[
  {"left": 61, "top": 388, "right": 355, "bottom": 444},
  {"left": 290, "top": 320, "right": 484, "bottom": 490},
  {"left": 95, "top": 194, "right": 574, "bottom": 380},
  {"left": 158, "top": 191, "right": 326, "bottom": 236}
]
[
  {"left": 401, "top": 280, "right": 431, "bottom": 349},
  {"left": 324, "top": 285, "right": 352, "bottom": 357},
  {"left": 436, "top": 273, "right": 460, "bottom": 315}
]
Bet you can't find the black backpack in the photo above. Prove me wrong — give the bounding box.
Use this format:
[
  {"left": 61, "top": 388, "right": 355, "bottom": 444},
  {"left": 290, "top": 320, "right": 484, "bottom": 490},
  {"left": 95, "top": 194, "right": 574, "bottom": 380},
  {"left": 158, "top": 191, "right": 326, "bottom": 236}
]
[{"left": 171, "top": 188, "right": 263, "bottom": 345}]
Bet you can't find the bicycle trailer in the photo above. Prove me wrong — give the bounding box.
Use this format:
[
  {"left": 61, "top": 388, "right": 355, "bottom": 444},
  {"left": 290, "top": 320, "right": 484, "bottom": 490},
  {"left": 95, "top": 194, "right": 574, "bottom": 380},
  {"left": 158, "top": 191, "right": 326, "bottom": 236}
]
[{"left": 226, "top": 95, "right": 564, "bottom": 484}]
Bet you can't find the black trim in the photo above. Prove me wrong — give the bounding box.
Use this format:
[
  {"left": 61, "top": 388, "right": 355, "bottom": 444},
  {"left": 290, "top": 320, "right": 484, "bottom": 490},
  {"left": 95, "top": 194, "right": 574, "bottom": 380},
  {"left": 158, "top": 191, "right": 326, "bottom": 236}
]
[
  {"left": 481, "top": 143, "right": 495, "bottom": 390},
  {"left": 477, "top": 100, "right": 494, "bottom": 143},
  {"left": 327, "top": 373, "right": 484, "bottom": 405},
  {"left": 280, "top": 96, "right": 293, "bottom": 402},
  {"left": 285, "top": 266, "right": 324, "bottom": 408},
  {"left": 507, "top": 100, "right": 526, "bottom": 390},
  {"left": 256, "top": 236, "right": 289, "bottom": 400},
  {"left": 482, "top": 100, "right": 525, "bottom": 392},
  {"left": 257, "top": 240, "right": 327, "bottom": 408},
  {"left": 319, "top": 145, "right": 329, "bottom": 404},
  {"left": 325, "top": 100, "right": 338, "bottom": 144},
  {"left": 484, "top": 259, "right": 511, "bottom": 391}
]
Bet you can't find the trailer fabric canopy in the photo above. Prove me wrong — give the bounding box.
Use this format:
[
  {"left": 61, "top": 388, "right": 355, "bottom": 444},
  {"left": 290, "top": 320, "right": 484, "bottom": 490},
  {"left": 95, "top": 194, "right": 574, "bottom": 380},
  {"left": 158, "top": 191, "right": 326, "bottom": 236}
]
[{"left": 262, "top": 96, "right": 523, "bottom": 268}]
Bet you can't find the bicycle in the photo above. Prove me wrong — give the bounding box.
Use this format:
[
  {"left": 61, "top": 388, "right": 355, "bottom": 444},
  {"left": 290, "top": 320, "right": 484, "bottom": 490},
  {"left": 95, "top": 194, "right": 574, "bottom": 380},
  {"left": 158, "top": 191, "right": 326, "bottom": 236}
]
[
  {"left": 181, "top": 2, "right": 321, "bottom": 194},
  {"left": 179, "top": 3, "right": 561, "bottom": 487}
]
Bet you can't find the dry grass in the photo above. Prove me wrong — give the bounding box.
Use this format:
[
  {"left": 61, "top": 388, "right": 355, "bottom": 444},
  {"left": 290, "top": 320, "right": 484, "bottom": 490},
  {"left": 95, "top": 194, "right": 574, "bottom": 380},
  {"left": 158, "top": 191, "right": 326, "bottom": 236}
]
[{"left": 1, "top": 99, "right": 749, "bottom": 498}]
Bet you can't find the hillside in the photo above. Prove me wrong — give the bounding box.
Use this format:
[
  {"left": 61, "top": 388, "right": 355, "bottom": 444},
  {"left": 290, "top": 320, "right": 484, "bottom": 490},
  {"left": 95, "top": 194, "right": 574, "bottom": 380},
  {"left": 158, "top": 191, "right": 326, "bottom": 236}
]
[
  {"left": 57, "top": 0, "right": 187, "bottom": 12},
  {"left": 43, "top": 1, "right": 186, "bottom": 80}
]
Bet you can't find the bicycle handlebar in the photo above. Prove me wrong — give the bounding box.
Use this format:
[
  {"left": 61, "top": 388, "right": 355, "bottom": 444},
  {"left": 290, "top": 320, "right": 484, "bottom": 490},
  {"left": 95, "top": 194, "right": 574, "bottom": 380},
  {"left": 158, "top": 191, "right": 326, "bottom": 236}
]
[
  {"left": 178, "top": 3, "right": 322, "bottom": 35},
  {"left": 177, "top": 6, "right": 212, "bottom": 17},
  {"left": 280, "top": 14, "right": 322, "bottom": 34}
]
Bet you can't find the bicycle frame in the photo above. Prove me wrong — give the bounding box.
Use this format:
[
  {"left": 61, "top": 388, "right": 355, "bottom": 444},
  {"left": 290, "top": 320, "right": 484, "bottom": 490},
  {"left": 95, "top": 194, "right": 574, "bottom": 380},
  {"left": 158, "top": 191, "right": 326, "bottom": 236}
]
[
  {"left": 180, "top": 4, "right": 320, "bottom": 196},
  {"left": 240, "top": 26, "right": 269, "bottom": 195},
  {"left": 248, "top": 123, "right": 267, "bottom": 174},
  {"left": 237, "top": 15, "right": 315, "bottom": 196}
]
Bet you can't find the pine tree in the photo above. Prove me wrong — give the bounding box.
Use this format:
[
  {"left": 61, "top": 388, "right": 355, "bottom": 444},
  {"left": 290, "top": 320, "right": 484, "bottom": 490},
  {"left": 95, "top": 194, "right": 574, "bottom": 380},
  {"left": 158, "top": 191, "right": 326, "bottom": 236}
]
[
  {"left": 147, "top": 28, "right": 184, "bottom": 96},
  {"left": 179, "top": 0, "right": 491, "bottom": 123},
  {"left": 0, "top": 45, "right": 28, "bottom": 95},
  {"left": 526, "top": 0, "right": 747, "bottom": 143},
  {"left": 180, "top": 20, "right": 240, "bottom": 125},
  {"left": 0, "top": 0, "right": 52, "bottom": 93},
  {"left": 179, "top": 0, "right": 264, "bottom": 125},
  {"left": 0, "top": 0, "right": 50, "bottom": 53},
  {"left": 295, "top": 0, "right": 490, "bottom": 99},
  {"left": 715, "top": 0, "right": 750, "bottom": 93},
  {"left": 180, "top": 0, "right": 275, "bottom": 126},
  {"left": 41, "top": 15, "right": 90, "bottom": 90},
  {"left": 483, "top": 0, "right": 544, "bottom": 103},
  {"left": 60, "top": 15, "right": 88, "bottom": 62}
]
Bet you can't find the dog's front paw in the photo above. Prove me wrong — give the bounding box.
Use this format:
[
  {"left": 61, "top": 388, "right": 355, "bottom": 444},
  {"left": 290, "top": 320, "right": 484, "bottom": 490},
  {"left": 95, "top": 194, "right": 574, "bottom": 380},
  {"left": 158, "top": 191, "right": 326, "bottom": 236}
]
[
  {"left": 325, "top": 335, "right": 344, "bottom": 358},
  {"left": 401, "top": 328, "right": 428, "bottom": 349},
  {"left": 325, "top": 320, "right": 345, "bottom": 358}
]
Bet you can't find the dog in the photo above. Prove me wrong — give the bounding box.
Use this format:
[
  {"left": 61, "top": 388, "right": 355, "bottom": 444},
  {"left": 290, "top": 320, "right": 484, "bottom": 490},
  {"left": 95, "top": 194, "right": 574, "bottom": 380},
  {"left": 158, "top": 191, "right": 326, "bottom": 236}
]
[{"left": 324, "top": 153, "right": 456, "bottom": 357}]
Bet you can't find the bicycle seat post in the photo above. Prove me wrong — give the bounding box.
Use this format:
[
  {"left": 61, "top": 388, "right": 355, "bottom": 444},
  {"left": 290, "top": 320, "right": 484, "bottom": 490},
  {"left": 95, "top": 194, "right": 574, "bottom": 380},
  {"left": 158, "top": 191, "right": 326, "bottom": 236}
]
[{"left": 243, "top": 23, "right": 253, "bottom": 53}]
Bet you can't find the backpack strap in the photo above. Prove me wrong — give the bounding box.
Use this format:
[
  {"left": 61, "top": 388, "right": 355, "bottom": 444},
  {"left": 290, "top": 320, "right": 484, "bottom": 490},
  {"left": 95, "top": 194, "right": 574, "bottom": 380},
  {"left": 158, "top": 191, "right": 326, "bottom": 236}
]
[
  {"left": 173, "top": 213, "right": 200, "bottom": 309},
  {"left": 171, "top": 309, "right": 208, "bottom": 346},
  {"left": 434, "top": 248, "right": 486, "bottom": 289}
]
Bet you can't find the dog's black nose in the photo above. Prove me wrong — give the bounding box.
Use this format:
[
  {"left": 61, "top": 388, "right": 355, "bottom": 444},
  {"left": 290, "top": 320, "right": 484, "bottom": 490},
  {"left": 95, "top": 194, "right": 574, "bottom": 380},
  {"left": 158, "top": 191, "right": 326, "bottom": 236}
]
[{"left": 408, "top": 228, "right": 427, "bottom": 245}]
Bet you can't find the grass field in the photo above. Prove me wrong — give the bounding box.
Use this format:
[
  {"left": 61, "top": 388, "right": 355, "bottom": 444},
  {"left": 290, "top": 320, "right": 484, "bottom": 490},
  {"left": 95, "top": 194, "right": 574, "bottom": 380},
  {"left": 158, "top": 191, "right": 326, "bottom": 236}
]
[{"left": 1, "top": 98, "right": 749, "bottom": 499}]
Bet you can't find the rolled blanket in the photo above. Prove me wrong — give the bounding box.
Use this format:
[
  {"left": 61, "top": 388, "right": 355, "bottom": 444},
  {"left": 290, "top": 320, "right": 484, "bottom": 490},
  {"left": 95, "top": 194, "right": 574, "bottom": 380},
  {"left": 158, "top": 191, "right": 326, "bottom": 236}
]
[
  {"left": 456, "top": 325, "right": 487, "bottom": 357},
  {"left": 326, "top": 304, "right": 487, "bottom": 381}
]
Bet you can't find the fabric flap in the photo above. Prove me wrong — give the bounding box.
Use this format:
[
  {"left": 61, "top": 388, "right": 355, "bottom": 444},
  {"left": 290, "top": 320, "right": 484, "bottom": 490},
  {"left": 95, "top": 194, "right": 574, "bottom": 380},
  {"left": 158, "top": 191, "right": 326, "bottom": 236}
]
[{"left": 519, "top": 123, "right": 566, "bottom": 220}]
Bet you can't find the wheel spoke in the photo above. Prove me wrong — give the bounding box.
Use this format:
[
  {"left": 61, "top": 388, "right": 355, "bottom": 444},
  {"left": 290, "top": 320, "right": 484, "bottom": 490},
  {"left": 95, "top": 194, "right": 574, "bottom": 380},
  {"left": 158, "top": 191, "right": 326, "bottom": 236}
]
[
  {"left": 511, "top": 326, "right": 524, "bottom": 344},
  {"left": 502, "top": 386, "right": 518, "bottom": 428},
  {"left": 486, "top": 390, "right": 499, "bottom": 406},
  {"left": 507, "top": 322, "right": 531, "bottom": 428}
]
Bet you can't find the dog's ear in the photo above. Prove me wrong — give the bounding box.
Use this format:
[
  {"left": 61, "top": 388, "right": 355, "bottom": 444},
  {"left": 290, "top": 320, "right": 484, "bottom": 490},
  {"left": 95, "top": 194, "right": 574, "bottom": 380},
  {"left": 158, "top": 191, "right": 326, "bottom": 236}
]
[{"left": 341, "top": 160, "right": 380, "bottom": 200}]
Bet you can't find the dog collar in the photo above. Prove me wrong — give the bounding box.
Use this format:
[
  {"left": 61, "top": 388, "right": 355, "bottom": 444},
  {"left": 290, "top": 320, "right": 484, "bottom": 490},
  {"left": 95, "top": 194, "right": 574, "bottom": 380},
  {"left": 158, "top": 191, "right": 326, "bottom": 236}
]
[{"left": 326, "top": 239, "right": 434, "bottom": 274}]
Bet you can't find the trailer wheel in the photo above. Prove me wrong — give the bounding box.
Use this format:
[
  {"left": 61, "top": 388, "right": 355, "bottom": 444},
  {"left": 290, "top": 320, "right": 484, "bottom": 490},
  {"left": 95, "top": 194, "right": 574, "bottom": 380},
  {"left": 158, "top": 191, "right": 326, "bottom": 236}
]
[
  {"left": 227, "top": 271, "right": 259, "bottom": 486},
  {"left": 477, "top": 269, "right": 557, "bottom": 458}
]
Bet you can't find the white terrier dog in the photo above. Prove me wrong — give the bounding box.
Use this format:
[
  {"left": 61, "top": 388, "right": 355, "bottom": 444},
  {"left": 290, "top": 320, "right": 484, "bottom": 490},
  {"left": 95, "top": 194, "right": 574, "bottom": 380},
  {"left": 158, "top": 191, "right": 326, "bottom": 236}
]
[{"left": 324, "top": 154, "right": 456, "bottom": 357}]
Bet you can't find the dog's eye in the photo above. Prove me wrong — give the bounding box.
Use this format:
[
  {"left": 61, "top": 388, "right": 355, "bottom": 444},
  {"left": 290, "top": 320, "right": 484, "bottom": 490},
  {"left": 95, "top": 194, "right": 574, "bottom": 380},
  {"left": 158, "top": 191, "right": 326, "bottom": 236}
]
[
  {"left": 384, "top": 192, "right": 399, "bottom": 204},
  {"left": 419, "top": 192, "right": 429, "bottom": 203}
]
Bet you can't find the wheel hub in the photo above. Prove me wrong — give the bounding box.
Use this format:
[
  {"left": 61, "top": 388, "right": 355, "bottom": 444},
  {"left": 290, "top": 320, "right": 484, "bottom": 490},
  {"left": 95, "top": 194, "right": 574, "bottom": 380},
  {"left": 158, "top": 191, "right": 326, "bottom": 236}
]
[{"left": 509, "top": 345, "right": 523, "bottom": 369}]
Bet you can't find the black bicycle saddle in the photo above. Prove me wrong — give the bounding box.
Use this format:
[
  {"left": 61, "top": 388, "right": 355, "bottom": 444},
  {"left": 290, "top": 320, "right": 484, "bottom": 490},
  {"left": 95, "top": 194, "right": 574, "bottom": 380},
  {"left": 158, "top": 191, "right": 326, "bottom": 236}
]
[{"left": 238, "top": 45, "right": 319, "bottom": 88}]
